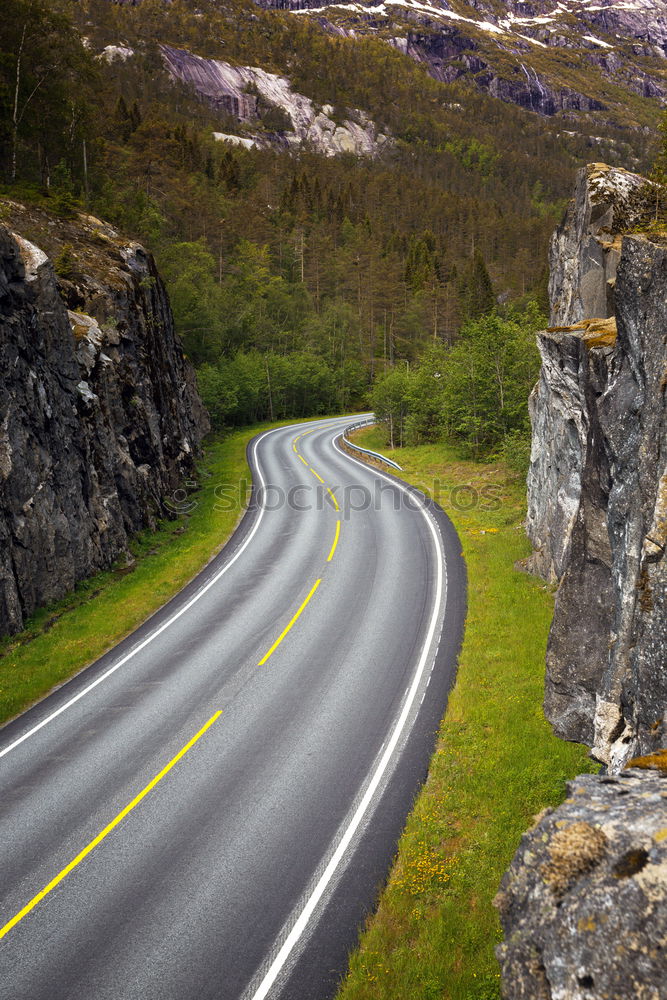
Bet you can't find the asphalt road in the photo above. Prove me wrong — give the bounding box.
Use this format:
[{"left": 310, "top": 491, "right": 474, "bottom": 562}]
[{"left": 0, "top": 415, "right": 466, "bottom": 1000}]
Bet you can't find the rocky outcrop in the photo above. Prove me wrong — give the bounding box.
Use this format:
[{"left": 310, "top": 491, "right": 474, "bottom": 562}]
[
  {"left": 527, "top": 164, "right": 650, "bottom": 584},
  {"left": 390, "top": 28, "right": 607, "bottom": 117},
  {"left": 160, "top": 45, "right": 390, "bottom": 157},
  {"left": 526, "top": 163, "right": 666, "bottom": 771},
  {"left": 495, "top": 764, "right": 667, "bottom": 1000},
  {"left": 0, "top": 203, "right": 208, "bottom": 636}
]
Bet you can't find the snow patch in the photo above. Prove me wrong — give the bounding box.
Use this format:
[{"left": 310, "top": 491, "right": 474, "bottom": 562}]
[
  {"left": 583, "top": 33, "right": 613, "bottom": 47},
  {"left": 294, "top": 0, "right": 506, "bottom": 31},
  {"left": 500, "top": 13, "right": 555, "bottom": 26},
  {"left": 517, "top": 33, "right": 549, "bottom": 47}
]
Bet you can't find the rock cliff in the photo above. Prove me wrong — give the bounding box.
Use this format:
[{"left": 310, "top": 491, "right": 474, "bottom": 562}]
[
  {"left": 498, "top": 161, "right": 667, "bottom": 998},
  {"left": 527, "top": 163, "right": 666, "bottom": 771},
  {"left": 160, "top": 45, "right": 390, "bottom": 158},
  {"left": 0, "top": 202, "right": 208, "bottom": 636}
]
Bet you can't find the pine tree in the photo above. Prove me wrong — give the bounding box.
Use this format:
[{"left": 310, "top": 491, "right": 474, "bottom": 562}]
[
  {"left": 129, "top": 101, "right": 142, "bottom": 133},
  {"left": 115, "top": 95, "right": 132, "bottom": 141},
  {"left": 457, "top": 250, "right": 495, "bottom": 322}
]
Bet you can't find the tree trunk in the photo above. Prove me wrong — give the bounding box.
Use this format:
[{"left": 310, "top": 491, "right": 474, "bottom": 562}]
[
  {"left": 12, "top": 25, "right": 27, "bottom": 183},
  {"left": 265, "top": 359, "right": 274, "bottom": 421},
  {"left": 82, "top": 139, "right": 89, "bottom": 209}
]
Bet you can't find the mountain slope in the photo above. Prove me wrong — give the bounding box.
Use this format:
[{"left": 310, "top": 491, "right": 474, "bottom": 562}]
[
  {"left": 254, "top": 0, "right": 667, "bottom": 122},
  {"left": 2, "top": 0, "right": 662, "bottom": 420}
]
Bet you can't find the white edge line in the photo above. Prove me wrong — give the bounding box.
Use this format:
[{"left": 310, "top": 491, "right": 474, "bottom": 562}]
[
  {"left": 247, "top": 432, "right": 446, "bottom": 1000},
  {"left": 0, "top": 417, "right": 354, "bottom": 761}
]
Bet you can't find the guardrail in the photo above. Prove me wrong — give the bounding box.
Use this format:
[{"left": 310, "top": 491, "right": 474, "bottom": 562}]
[{"left": 341, "top": 417, "right": 403, "bottom": 472}]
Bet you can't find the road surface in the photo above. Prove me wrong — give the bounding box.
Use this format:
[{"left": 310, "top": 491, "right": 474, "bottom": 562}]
[{"left": 0, "top": 415, "right": 466, "bottom": 1000}]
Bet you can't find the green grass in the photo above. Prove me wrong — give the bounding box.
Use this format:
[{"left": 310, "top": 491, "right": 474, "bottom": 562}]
[
  {"left": 337, "top": 427, "right": 595, "bottom": 1000},
  {"left": 0, "top": 421, "right": 296, "bottom": 727}
]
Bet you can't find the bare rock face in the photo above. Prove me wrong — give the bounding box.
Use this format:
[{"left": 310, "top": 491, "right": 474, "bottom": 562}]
[
  {"left": 525, "top": 169, "right": 649, "bottom": 753},
  {"left": 391, "top": 27, "right": 607, "bottom": 117},
  {"left": 495, "top": 766, "right": 667, "bottom": 1000},
  {"left": 526, "top": 164, "right": 667, "bottom": 770},
  {"left": 548, "top": 165, "right": 649, "bottom": 330},
  {"left": 160, "top": 45, "right": 390, "bottom": 158},
  {"left": 527, "top": 164, "right": 650, "bottom": 587},
  {"left": 0, "top": 204, "right": 208, "bottom": 636}
]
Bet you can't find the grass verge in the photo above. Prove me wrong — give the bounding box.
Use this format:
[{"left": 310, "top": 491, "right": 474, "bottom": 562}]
[
  {"left": 337, "top": 427, "right": 595, "bottom": 1000},
  {"left": 0, "top": 421, "right": 293, "bottom": 728}
]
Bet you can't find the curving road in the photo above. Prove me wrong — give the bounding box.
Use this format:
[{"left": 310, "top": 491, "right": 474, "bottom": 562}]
[{"left": 0, "top": 415, "right": 466, "bottom": 1000}]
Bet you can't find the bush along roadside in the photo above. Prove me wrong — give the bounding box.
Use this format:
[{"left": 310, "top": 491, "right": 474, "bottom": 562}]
[
  {"left": 0, "top": 421, "right": 300, "bottom": 727},
  {"left": 336, "top": 426, "right": 595, "bottom": 1000}
]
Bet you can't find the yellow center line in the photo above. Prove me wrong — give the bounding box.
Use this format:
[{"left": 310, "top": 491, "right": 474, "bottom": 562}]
[
  {"left": 327, "top": 487, "right": 340, "bottom": 512},
  {"left": 309, "top": 467, "right": 324, "bottom": 484},
  {"left": 0, "top": 710, "right": 222, "bottom": 942},
  {"left": 258, "top": 579, "right": 321, "bottom": 666},
  {"left": 327, "top": 520, "right": 341, "bottom": 562},
  {"left": 297, "top": 453, "right": 308, "bottom": 466}
]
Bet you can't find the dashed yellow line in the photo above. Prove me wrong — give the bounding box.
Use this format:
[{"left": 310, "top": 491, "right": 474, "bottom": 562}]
[
  {"left": 327, "top": 520, "right": 341, "bottom": 562},
  {"left": 0, "top": 710, "right": 222, "bottom": 942},
  {"left": 258, "top": 579, "right": 322, "bottom": 666},
  {"left": 281, "top": 431, "right": 341, "bottom": 660}
]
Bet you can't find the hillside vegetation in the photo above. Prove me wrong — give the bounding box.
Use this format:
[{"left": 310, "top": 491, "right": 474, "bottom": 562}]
[{"left": 1, "top": 0, "right": 658, "bottom": 441}]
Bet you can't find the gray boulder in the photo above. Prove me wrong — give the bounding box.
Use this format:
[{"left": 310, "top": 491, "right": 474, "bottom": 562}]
[{"left": 495, "top": 764, "right": 667, "bottom": 1000}]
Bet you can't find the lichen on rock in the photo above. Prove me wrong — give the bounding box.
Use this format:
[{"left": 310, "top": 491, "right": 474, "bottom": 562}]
[
  {"left": 496, "top": 770, "right": 667, "bottom": 1000},
  {"left": 541, "top": 821, "right": 608, "bottom": 898}
]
